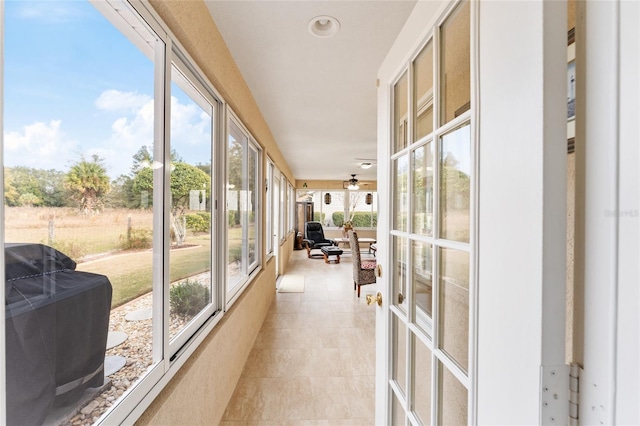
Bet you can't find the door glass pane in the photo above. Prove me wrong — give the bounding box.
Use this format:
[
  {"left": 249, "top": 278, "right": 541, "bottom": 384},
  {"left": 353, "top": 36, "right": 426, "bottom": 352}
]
[
  {"left": 440, "top": 0, "right": 470, "bottom": 125},
  {"left": 412, "top": 241, "right": 433, "bottom": 318},
  {"left": 393, "top": 236, "right": 408, "bottom": 310},
  {"left": 412, "top": 143, "right": 434, "bottom": 236},
  {"left": 439, "top": 124, "right": 471, "bottom": 243},
  {"left": 438, "top": 248, "right": 469, "bottom": 372},
  {"left": 3, "top": 1, "right": 158, "bottom": 422},
  {"left": 168, "top": 66, "right": 213, "bottom": 341},
  {"left": 227, "top": 121, "right": 246, "bottom": 289},
  {"left": 392, "top": 390, "right": 406, "bottom": 425},
  {"left": 392, "top": 313, "right": 408, "bottom": 397},
  {"left": 394, "top": 71, "right": 409, "bottom": 153},
  {"left": 413, "top": 336, "right": 432, "bottom": 425},
  {"left": 438, "top": 361, "right": 468, "bottom": 425},
  {"left": 414, "top": 40, "right": 434, "bottom": 140},
  {"left": 394, "top": 155, "right": 409, "bottom": 232}
]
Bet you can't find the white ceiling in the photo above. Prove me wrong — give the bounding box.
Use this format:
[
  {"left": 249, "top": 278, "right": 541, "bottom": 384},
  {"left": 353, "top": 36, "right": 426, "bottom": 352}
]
[{"left": 205, "top": 1, "right": 417, "bottom": 182}]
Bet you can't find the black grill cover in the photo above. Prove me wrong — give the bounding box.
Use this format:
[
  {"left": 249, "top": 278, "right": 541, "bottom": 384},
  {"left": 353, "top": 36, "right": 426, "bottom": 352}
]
[{"left": 5, "top": 243, "right": 112, "bottom": 426}]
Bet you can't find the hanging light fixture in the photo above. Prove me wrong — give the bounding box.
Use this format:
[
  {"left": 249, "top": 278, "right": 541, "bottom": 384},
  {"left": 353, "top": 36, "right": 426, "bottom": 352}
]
[
  {"left": 324, "top": 193, "right": 332, "bottom": 204},
  {"left": 347, "top": 174, "right": 359, "bottom": 190},
  {"left": 365, "top": 193, "right": 373, "bottom": 205}
]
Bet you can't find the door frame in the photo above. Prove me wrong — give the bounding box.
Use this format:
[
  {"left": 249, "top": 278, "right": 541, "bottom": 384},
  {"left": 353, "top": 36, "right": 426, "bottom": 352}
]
[{"left": 575, "top": 1, "right": 640, "bottom": 423}]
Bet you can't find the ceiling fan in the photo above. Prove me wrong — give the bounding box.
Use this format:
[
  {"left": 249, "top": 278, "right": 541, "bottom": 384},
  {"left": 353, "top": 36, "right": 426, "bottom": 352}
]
[{"left": 347, "top": 174, "right": 359, "bottom": 190}]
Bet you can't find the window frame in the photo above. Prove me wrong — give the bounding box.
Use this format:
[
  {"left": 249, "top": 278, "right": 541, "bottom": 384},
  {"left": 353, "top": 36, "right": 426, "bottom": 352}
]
[
  {"left": 225, "top": 108, "right": 262, "bottom": 308},
  {"left": 167, "top": 48, "right": 221, "bottom": 355},
  {"left": 296, "top": 189, "right": 379, "bottom": 230},
  {"left": 266, "top": 158, "right": 275, "bottom": 257},
  {"left": 0, "top": 0, "right": 267, "bottom": 424}
]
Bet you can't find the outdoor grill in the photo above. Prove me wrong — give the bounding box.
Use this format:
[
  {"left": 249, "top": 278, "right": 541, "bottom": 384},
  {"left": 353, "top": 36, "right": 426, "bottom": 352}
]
[{"left": 5, "top": 243, "right": 112, "bottom": 426}]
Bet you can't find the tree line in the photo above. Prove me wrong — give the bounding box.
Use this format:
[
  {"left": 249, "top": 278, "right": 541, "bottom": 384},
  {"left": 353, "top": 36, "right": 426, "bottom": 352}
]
[{"left": 4, "top": 146, "right": 211, "bottom": 215}]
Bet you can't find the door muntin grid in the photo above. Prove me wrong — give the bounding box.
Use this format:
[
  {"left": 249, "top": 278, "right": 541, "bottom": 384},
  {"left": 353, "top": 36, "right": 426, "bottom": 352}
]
[{"left": 388, "top": 1, "right": 473, "bottom": 424}]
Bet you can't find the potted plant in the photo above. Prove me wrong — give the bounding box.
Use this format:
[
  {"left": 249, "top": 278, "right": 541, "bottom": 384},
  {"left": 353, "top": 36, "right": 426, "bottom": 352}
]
[{"left": 342, "top": 220, "right": 353, "bottom": 237}]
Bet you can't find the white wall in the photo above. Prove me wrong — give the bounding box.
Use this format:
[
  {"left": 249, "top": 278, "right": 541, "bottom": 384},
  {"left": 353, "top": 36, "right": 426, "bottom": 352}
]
[
  {"left": 616, "top": 1, "right": 639, "bottom": 423},
  {"left": 477, "top": 1, "right": 567, "bottom": 424}
]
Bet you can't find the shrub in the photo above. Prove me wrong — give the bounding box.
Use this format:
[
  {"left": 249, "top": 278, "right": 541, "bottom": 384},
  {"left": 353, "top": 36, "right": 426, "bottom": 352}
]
[
  {"left": 332, "top": 211, "right": 344, "bottom": 227},
  {"left": 186, "top": 212, "right": 211, "bottom": 233},
  {"left": 45, "top": 239, "right": 87, "bottom": 261},
  {"left": 332, "top": 211, "right": 377, "bottom": 228},
  {"left": 170, "top": 279, "right": 210, "bottom": 317},
  {"left": 119, "top": 228, "right": 153, "bottom": 250},
  {"left": 351, "top": 212, "right": 378, "bottom": 227},
  {"left": 313, "top": 212, "right": 326, "bottom": 222}
]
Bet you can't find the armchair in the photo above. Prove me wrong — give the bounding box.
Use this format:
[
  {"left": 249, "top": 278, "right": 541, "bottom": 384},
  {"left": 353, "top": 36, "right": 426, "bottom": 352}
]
[
  {"left": 303, "top": 221, "right": 336, "bottom": 258},
  {"left": 348, "top": 231, "right": 377, "bottom": 297}
]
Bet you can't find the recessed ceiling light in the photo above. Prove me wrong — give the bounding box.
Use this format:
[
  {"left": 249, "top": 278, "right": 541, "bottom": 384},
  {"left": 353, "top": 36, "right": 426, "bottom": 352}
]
[
  {"left": 308, "top": 15, "right": 340, "bottom": 38},
  {"left": 360, "top": 162, "right": 373, "bottom": 169}
]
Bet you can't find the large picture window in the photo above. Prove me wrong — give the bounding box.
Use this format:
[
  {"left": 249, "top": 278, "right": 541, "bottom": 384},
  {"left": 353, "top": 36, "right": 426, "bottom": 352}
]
[
  {"left": 168, "top": 56, "right": 218, "bottom": 350},
  {"left": 226, "top": 113, "right": 261, "bottom": 301},
  {"left": 3, "top": 2, "right": 163, "bottom": 424},
  {"left": 1, "top": 1, "right": 234, "bottom": 424},
  {"left": 296, "top": 189, "right": 378, "bottom": 229}
]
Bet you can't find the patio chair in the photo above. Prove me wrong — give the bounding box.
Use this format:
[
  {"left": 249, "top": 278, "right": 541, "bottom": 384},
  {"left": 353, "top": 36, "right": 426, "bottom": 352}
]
[{"left": 348, "top": 230, "right": 377, "bottom": 297}]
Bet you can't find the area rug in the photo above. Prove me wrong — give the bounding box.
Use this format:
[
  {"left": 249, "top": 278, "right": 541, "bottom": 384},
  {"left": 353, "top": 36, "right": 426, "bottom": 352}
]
[{"left": 277, "top": 274, "right": 305, "bottom": 293}]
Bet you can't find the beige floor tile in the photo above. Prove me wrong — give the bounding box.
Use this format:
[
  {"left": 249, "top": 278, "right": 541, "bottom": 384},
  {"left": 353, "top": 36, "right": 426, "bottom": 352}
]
[
  {"left": 300, "top": 291, "right": 331, "bottom": 302},
  {"left": 275, "top": 292, "right": 304, "bottom": 302},
  {"left": 242, "top": 347, "right": 344, "bottom": 378},
  {"left": 223, "top": 250, "right": 377, "bottom": 425},
  {"left": 339, "top": 346, "right": 376, "bottom": 376},
  {"left": 253, "top": 327, "right": 325, "bottom": 349},
  {"left": 222, "top": 377, "right": 297, "bottom": 421}
]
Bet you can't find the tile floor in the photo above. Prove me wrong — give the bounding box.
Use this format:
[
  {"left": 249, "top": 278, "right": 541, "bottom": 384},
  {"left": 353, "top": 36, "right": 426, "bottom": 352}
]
[{"left": 220, "top": 248, "right": 378, "bottom": 425}]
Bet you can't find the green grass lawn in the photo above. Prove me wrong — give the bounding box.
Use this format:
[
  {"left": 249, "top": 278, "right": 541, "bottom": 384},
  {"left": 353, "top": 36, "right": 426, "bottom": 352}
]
[
  {"left": 5, "top": 208, "right": 246, "bottom": 309},
  {"left": 78, "top": 242, "right": 212, "bottom": 308}
]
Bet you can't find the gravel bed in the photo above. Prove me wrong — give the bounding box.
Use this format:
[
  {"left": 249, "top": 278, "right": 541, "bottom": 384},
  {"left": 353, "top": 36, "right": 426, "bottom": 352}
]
[{"left": 62, "top": 276, "right": 205, "bottom": 425}]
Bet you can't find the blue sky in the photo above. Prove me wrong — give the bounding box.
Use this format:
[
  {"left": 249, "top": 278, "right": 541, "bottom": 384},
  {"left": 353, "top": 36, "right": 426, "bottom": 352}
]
[{"left": 3, "top": 0, "right": 212, "bottom": 179}]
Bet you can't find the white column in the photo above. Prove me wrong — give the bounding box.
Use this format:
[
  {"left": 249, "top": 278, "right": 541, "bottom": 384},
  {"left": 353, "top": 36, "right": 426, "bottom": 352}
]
[
  {"left": 576, "top": 0, "right": 640, "bottom": 423},
  {"left": 477, "top": 1, "right": 567, "bottom": 423}
]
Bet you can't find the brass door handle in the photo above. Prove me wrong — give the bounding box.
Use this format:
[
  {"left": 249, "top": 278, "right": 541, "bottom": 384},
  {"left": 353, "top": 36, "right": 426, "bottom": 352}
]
[{"left": 366, "top": 292, "right": 383, "bottom": 307}]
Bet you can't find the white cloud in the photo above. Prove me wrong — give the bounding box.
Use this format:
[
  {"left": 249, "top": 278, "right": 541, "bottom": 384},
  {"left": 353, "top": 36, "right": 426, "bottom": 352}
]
[
  {"left": 170, "top": 96, "right": 211, "bottom": 147},
  {"left": 98, "top": 95, "right": 155, "bottom": 177},
  {"left": 95, "top": 90, "right": 151, "bottom": 113},
  {"left": 4, "top": 90, "right": 213, "bottom": 180},
  {"left": 4, "top": 120, "right": 78, "bottom": 169}
]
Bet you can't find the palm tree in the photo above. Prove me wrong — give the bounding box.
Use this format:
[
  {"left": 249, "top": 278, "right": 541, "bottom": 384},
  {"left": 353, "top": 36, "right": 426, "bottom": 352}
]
[{"left": 65, "top": 154, "right": 111, "bottom": 213}]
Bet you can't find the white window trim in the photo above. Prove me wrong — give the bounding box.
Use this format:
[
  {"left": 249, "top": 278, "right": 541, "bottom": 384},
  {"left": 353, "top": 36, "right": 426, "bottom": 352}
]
[{"left": 224, "top": 107, "right": 263, "bottom": 308}]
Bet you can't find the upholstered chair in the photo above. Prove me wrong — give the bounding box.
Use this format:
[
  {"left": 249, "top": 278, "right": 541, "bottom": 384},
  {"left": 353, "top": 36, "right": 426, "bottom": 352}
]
[
  {"left": 348, "top": 231, "right": 376, "bottom": 297},
  {"left": 303, "top": 221, "right": 336, "bottom": 258}
]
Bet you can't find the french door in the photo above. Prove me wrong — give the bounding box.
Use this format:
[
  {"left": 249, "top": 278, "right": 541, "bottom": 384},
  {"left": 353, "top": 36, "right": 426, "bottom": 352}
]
[{"left": 375, "top": 1, "right": 477, "bottom": 424}]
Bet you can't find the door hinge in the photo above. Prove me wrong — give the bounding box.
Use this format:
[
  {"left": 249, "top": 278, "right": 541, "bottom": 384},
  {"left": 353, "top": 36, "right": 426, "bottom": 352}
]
[
  {"left": 540, "top": 364, "right": 581, "bottom": 426},
  {"left": 569, "top": 363, "right": 581, "bottom": 426},
  {"left": 540, "top": 365, "right": 569, "bottom": 425}
]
